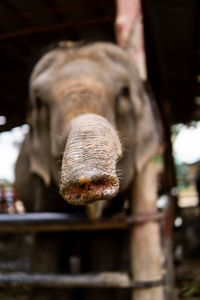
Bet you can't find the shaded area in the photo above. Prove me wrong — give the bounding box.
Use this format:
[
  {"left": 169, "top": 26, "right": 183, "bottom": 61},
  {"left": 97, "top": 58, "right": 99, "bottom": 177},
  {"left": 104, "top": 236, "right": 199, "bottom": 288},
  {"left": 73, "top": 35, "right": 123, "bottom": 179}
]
[
  {"left": 0, "top": 0, "right": 200, "bottom": 132},
  {"left": 0, "top": 0, "right": 116, "bottom": 132}
]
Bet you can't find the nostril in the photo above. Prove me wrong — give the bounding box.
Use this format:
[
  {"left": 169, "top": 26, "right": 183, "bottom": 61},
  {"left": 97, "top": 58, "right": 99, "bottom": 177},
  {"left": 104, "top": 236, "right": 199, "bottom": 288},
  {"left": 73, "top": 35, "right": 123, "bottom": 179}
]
[
  {"left": 61, "top": 175, "right": 119, "bottom": 206},
  {"left": 69, "top": 179, "right": 112, "bottom": 197},
  {"left": 90, "top": 179, "right": 113, "bottom": 193}
]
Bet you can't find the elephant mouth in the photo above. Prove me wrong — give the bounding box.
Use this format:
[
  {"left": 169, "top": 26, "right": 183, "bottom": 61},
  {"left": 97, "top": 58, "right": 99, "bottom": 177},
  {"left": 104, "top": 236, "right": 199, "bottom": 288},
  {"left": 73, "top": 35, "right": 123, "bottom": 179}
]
[{"left": 61, "top": 176, "right": 119, "bottom": 206}]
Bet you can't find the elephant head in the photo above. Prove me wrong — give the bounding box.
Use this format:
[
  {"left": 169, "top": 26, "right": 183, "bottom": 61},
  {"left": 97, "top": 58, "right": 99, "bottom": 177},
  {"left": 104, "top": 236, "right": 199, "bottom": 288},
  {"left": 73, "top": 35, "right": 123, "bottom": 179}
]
[{"left": 27, "top": 42, "right": 162, "bottom": 208}]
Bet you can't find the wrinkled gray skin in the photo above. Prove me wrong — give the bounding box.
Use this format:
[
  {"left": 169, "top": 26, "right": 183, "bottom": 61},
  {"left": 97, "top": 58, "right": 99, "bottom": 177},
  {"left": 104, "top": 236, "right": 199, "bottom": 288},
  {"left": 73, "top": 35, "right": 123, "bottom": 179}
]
[
  {"left": 16, "top": 42, "right": 162, "bottom": 216},
  {"left": 15, "top": 42, "right": 162, "bottom": 300}
]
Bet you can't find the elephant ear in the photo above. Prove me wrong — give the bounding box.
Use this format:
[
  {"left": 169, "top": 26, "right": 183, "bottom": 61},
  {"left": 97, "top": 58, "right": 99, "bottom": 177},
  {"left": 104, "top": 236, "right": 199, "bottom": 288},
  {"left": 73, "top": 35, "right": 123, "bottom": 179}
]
[
  {"left": 133, "top": 81, "right": 163, "bottom": 173},
  {"left": 28, "top": 95, "right": 52, "bottom": 186},
  {"left": 115, "top": 79, "right": 162, "bottom": 192}
]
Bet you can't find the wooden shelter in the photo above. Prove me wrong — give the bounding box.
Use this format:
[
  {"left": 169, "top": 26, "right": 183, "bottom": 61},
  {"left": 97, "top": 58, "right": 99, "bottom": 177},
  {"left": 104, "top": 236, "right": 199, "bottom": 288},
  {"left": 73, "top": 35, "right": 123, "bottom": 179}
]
[
  {"left": 0, "top": 0, "right": 199, "bottom": 132},
  {"left": 0, "top": 1, "right": 199, "bottom": 300}
]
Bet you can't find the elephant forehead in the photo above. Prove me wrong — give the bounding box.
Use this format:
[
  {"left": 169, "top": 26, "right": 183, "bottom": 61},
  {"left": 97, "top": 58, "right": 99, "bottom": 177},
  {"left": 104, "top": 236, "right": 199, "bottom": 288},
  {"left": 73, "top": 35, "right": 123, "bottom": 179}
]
[{"left": 52, "top": 77, "right": 108, "bottom": 102}]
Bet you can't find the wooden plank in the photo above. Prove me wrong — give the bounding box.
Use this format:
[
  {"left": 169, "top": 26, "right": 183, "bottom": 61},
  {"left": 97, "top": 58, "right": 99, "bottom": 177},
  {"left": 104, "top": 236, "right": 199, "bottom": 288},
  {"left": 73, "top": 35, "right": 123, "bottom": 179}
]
[
  {"left": 0, "top": 272, "right": 163, "bottom": 289},
  {"left": 0, "top": 212, "right": 128, "bottom": 232},
  {"left": 0, "top": 212, "right": 164, "bottom": 232},
  {"left": 0, "top": 272, "right": 131, "bottom": 288},
  {"left": 0, "top": 16, "right": 114, "bottom": 40}
]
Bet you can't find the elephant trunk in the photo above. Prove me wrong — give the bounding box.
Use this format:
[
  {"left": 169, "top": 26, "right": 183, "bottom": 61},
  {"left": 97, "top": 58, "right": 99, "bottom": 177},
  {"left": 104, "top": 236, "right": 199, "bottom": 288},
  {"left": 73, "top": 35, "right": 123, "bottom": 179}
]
[{"left": 59, "top": 114, "right": 122, "bottom": 205}]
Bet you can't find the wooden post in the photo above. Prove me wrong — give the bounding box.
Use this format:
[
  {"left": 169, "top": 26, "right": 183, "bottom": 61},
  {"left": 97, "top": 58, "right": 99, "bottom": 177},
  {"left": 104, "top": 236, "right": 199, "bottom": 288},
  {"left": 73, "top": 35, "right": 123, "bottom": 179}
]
[
  {"left": 115, "top": 0, "right": 147, "bottom": 80},
  {"left": 131, "top": 160, "right": 164, "bottom": 300}
]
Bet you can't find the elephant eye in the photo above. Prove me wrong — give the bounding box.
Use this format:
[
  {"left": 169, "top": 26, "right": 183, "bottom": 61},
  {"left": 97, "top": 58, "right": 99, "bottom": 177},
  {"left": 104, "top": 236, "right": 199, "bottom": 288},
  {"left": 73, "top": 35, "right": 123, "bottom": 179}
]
[
  {"left": 115, "top": 85, "right": 130, "bottom": 107},
  {"left": 35, "top": 96, "right": 49, "bottom": 112},
  {"left": 115, "top": 85, "right": 130, "bottom": 119},
  {"left": 120, "top": 85, "right": 129, "bottom": 97}
]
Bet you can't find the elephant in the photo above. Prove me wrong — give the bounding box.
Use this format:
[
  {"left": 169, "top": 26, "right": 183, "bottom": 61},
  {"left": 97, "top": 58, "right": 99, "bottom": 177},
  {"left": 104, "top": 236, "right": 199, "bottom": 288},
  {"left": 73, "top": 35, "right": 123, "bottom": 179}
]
[
  {"left": 15, "top": 41, "right": 162, "bottom": 300},
  {"left": 15, "top": 41, "right": 162, "bottom": 217}
]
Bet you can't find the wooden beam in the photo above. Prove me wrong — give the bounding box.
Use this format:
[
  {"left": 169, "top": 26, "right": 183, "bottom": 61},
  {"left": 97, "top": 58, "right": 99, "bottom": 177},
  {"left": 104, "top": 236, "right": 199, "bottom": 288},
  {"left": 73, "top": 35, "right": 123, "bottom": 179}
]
[
  {"left": 0, "top": 272, "right": 163, "bottom": 289},
  {"left": 0, "top": 212, "right": 164, "bottom": 232},
  {"left": 0, "top": 272, "right": 130, "bottom": 288},
  {"left": 0, "top": 0, "right": 113, "bottom": 22},
  {"left": 0, "top": 16, "right": 114, "bottom": 40},
  {"left": 0, "top": 212, "right": 127, "bottom": 232}
]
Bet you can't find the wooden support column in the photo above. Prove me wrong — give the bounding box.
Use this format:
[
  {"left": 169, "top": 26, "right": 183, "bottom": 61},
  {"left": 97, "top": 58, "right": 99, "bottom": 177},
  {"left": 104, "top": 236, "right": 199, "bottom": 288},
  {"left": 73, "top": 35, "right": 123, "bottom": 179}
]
[
  {"left": 131, "top": 160, "right": 164, "bottom": 300},
  {"left": 115, "top": 0, "right": 147, "bottom": 80}
]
